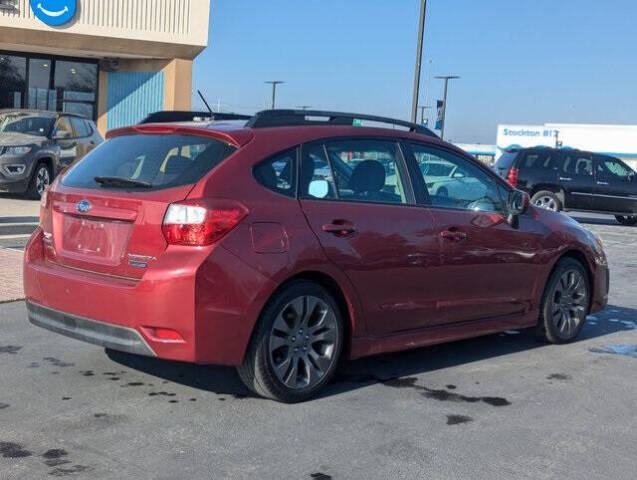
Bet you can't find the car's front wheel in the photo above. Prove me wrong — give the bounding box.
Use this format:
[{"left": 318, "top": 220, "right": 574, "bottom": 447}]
[
  {"left": 27, "top": 162, "right": 51, "bottom": 200},
  {"left": 537, "top": 258, "right": 590, "bottom": 344},
  {"left": 237, "top": 280, "right": 344, "bottom": 402},
  {"left": 615, "top": 215, "right": 637, "bottom": 226}
]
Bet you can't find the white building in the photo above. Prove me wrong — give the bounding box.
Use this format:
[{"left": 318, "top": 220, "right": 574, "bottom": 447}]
[{"left": 496, "top": 123, "right": 637, "bottom": 170}]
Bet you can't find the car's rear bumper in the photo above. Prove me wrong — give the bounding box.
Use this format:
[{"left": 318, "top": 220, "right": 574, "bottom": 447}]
[
  {"left": 24, "top": 228, "right": 275, "bottom": 366},
  {"left": 27, "top": 301, "right": 156, "bottom": 357}
]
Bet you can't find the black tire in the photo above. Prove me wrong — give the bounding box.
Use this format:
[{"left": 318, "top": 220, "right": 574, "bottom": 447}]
[
  {"left": 237, "top": 280, "right": 344, "bottom": 402},
  {"left": 531, "top": 190, "right": 562, "bottom": 212},
  {"left": 615, "top": 215, "right": 637, "bottom": 226},
  {"left": 536, "top": 258, "right": 590, "bottom": 344},
  {"left": 27, "top": 162, "right": 51, "bottom": 200}
]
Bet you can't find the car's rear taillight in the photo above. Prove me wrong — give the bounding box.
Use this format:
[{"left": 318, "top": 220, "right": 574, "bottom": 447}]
[
  {"left": 506, "top": 167, "right": 519, "bottom": 188},
  {"left": 162, "top": 200, "right": 248, "bottom": 246}
]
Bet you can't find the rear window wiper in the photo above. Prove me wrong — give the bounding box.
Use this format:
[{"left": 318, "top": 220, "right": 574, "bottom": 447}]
[{"left": 94, "top": 176, "right": 152, "bottom": 188}]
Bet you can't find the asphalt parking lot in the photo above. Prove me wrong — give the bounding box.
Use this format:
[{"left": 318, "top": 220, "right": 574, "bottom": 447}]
[{"left": 1, "top": 205, "right": 636, "bottom": 479}]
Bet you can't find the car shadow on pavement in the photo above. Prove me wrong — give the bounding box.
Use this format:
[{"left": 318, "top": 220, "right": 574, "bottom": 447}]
[{"left": 105, "top": 305, "right": 636, "bottom": 400}]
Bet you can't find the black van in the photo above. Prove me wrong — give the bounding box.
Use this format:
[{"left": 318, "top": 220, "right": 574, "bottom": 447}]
[{"left": 494, "top": 147, "right": 637, "bottom": 225}]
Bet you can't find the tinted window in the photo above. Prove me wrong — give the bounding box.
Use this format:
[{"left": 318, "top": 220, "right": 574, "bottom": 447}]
[
  {"left": 253, "top": 149, "right": 296, "bottom": 197},
  {"left": 63, "top": 134, "right": 236, "bottom": 191},
  {"left": 494, "top": 151, "right": 518, "bottom": 170},
  {"left": 70, "top": 117, "right": 90, "bottom": 137},
  {"left": 324, "top": 140, "right": 408, "bottom": 204},
  {"left": 0, "top": 54, "right": 26, "bottom": 109},
  {"left": 519, "top": 150, "right": 556, "bottom": 171},
  {"left": 54, "top": 60, "right": 97, "bottom": 120},
  {"left": 596, "top": 156, "right": 634, "bottom": 180},
  {"left": 562, "top": 153, "right": 592, "bottom": 177},
  {"left": 299, "top": 144, "right": 336, "bottom": 199},
  {"left": 411, "top": 143, "right": 505, "bottom": 213}
]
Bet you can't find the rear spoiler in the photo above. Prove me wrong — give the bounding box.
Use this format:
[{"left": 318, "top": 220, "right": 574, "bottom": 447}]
[{"left": 139, "top": 111, "right": 252, "bottom": 124}]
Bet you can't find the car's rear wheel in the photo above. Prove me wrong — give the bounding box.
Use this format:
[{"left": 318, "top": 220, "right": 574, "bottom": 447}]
[
  {"left": 237, "top": 280, "right": 344, "bottom": 402},
  {"left": 537, "top": 258, "right": 590, "bottom": 344},
  {"left": 531, "top": 190, "right": 562, "bottom": 212},
  {"left": 615, "top": 215, "right": 637, "bottom": 226},
  {"left": 27, "top": 162, "right": 51, "bottom": 200}
]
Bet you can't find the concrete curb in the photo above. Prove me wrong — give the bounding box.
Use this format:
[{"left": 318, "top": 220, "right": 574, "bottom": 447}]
[{"left": 0, "top": 247, "right": 24, "bottom": 303}]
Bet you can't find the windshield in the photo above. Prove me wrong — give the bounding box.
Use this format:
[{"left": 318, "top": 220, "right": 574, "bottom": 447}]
[
  {"left": 0, "top": 113, "right": 55, "bottom": 136},
  {"left": 62, "top": 134, "right": 237, "bottom": 191}
]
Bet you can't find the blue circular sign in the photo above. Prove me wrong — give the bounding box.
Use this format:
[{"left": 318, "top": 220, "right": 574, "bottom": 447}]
[{"left": 30, "top": 0, "right": 77, "bottom": 26}]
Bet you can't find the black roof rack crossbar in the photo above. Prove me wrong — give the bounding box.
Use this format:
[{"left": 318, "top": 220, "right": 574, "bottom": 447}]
[
  {"left": 246, "top": 109, "right": 438, "bottom": 137},
  {"left": 139, "top": 111, "right": 252, "bottom": 124}
]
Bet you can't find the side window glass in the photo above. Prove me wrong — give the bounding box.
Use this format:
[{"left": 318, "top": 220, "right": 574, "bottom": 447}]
[
  {"left": 410, "top": 143, "right": 505, "bottom": 213},
  {"left": 52, "top": 117, "right": 73, "bottom": 139},
  {"left": 70, "top": 117, "right": 89, "bottom": 137},
  {"left": 324, "top": 140, "right": 407, "bottom": 205},
  {"left": 596, "top": 156, "right": 633, "bottom": 180},
  {"left": 253, "top": 149, "right": 296, "bottom": 197},
  {"left": 299, "top": 144, "right": 336, "bottom": 199},
  {"left": 520, "top": 151, "right": 555, "bottom": 171},
  {"left": 563, "top": 154, "right": 592, "bottom": 177}
]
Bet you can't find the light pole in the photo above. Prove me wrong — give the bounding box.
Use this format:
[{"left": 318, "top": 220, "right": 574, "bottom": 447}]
[
  {"left": 410, "top": 0, "right": 428, "bottom": 123},
  {"left": 418, "top": 105, "right": 431, "bottom": 125},
  {"left": 434, "top": 75, "right": 459, "bottom": 140},
  {"left": 265, "top": 81, "right": 284, "bottom": 109}
]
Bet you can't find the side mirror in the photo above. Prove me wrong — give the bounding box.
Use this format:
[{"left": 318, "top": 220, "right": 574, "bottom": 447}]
[
  {"left": 507, "top": 189, "right": 530, "bottom": 228},
  {"left": 308, "top": 179, "right": 329, "bottom": 199}
]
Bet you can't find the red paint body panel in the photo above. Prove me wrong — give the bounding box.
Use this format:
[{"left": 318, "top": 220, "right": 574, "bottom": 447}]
[{"left": 24, "top": 124, "right": 609, "bottom": 367}]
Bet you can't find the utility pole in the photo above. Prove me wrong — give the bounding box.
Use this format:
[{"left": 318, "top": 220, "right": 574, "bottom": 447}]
[
  {"left": 265, "top": 81, "right": 284, "bottom": 109},
  {"left": 434, "top": 75, "right": 460, "bottom": 140},
  {"left": 410, "top": 0, "right": 428, "bottom": 123}
]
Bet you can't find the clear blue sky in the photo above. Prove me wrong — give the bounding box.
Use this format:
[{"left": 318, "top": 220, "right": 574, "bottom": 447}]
[{"left": 192, "top": 0, "right": 637, "bottom": 144}]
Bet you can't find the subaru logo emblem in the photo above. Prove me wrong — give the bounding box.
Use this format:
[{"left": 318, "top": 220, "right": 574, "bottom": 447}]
[{"left": 76, "top": 200, "right": 91, "bottom": 213}]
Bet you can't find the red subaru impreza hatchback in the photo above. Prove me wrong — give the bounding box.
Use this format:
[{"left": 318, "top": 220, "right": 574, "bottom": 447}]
[{"left": 24, "top": 110, "right": 609, "bottom": 402}]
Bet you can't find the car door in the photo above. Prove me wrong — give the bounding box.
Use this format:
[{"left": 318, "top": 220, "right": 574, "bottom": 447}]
[
  {"left": 407, "top": 142, "right": 543, "bottom": 325},
  {"left": 560, "top": 152, "right": 595, "bottom": 210},
  {"left": 298, "top": 138, "right": 439, "bottom": 335},
  {"left": 593, "top": 155, "right": 637, "bottom": 214},
  {"left": 51, "top": 116, "right": 78, "bottom": 168}
]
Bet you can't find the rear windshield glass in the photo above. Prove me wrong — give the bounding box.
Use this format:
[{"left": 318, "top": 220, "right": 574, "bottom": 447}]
[
  {"left": 493, "top": 151, "right": 518, "bottom": 170},
  {"left": 62, "top": 134, "right": 236, "bottom": 190}
]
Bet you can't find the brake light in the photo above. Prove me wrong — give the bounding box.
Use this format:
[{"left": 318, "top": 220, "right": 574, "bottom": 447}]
[
  {"left": 506, "top": 167, "right": 519, "bottom": 188},
  {"left": 162, "top": 200, "right": 248, "bottom": 246}
]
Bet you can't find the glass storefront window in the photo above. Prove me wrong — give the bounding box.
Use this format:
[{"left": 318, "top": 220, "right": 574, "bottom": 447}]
[
  {"left": 54, "top": 60, "right": 97, "bottom": 119},
  {"left": 0, "top": 54, "right": 26, "bottom": 109},
  {"left": 0, "top": 51, "right": 98, "bottom": 120}
]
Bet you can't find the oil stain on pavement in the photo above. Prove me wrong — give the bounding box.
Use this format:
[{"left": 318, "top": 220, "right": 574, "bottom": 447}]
[
  {"left": 446, "top": 414, "right": 474, "bottom": 425},
  {"left": 0, "top": 345, "right": 22, "bottom": 355}
]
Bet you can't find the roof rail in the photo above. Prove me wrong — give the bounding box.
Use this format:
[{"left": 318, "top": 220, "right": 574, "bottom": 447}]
[
  {"left": 245, "top": 109, "right": 438, "bottom": 137},
  {"left": 139, "top": 111, "right": 252, "bottom": 124}
]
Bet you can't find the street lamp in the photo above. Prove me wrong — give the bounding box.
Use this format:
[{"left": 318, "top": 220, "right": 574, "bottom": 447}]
[
  {"left": 265, "top": 81, "right": 284, "bottom": 109},
  {"left": 434, "top": 75, "right": 460, "bottom": 140},
  {"left": 410, "top": 0, "right": 428, "bottom": 123}
]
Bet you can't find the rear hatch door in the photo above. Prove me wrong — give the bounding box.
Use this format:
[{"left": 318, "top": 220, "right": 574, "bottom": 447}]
[{"left": 43, "top": 130, "right": 238, "bottom": 279}]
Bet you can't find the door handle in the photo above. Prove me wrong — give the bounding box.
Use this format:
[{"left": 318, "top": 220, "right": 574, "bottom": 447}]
[
  {"left": 440, "top": 230, "right": 467, "bottom": 242},
  {"left": 322, "top": 220, "right": 356, "bottom": 237},
  {"left": 597, "top": 181, "right": 609, "bottom": 186},
  {"left": 559, "top": 177, "right": 572, "bottom": 182}
]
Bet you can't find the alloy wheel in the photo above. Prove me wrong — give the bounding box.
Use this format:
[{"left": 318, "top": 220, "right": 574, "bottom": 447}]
[
  {"left": 550, "top": 269, "right": 588, "bottom": 338},
  {"left": 268, "top": 295, "right": 339, "bottom": 390},
  {"left": 36, "top": 166, "right": 50, "bottom": 195},
  {"left": 534, "top": 195, "right": 558, "bottom": 211}
]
